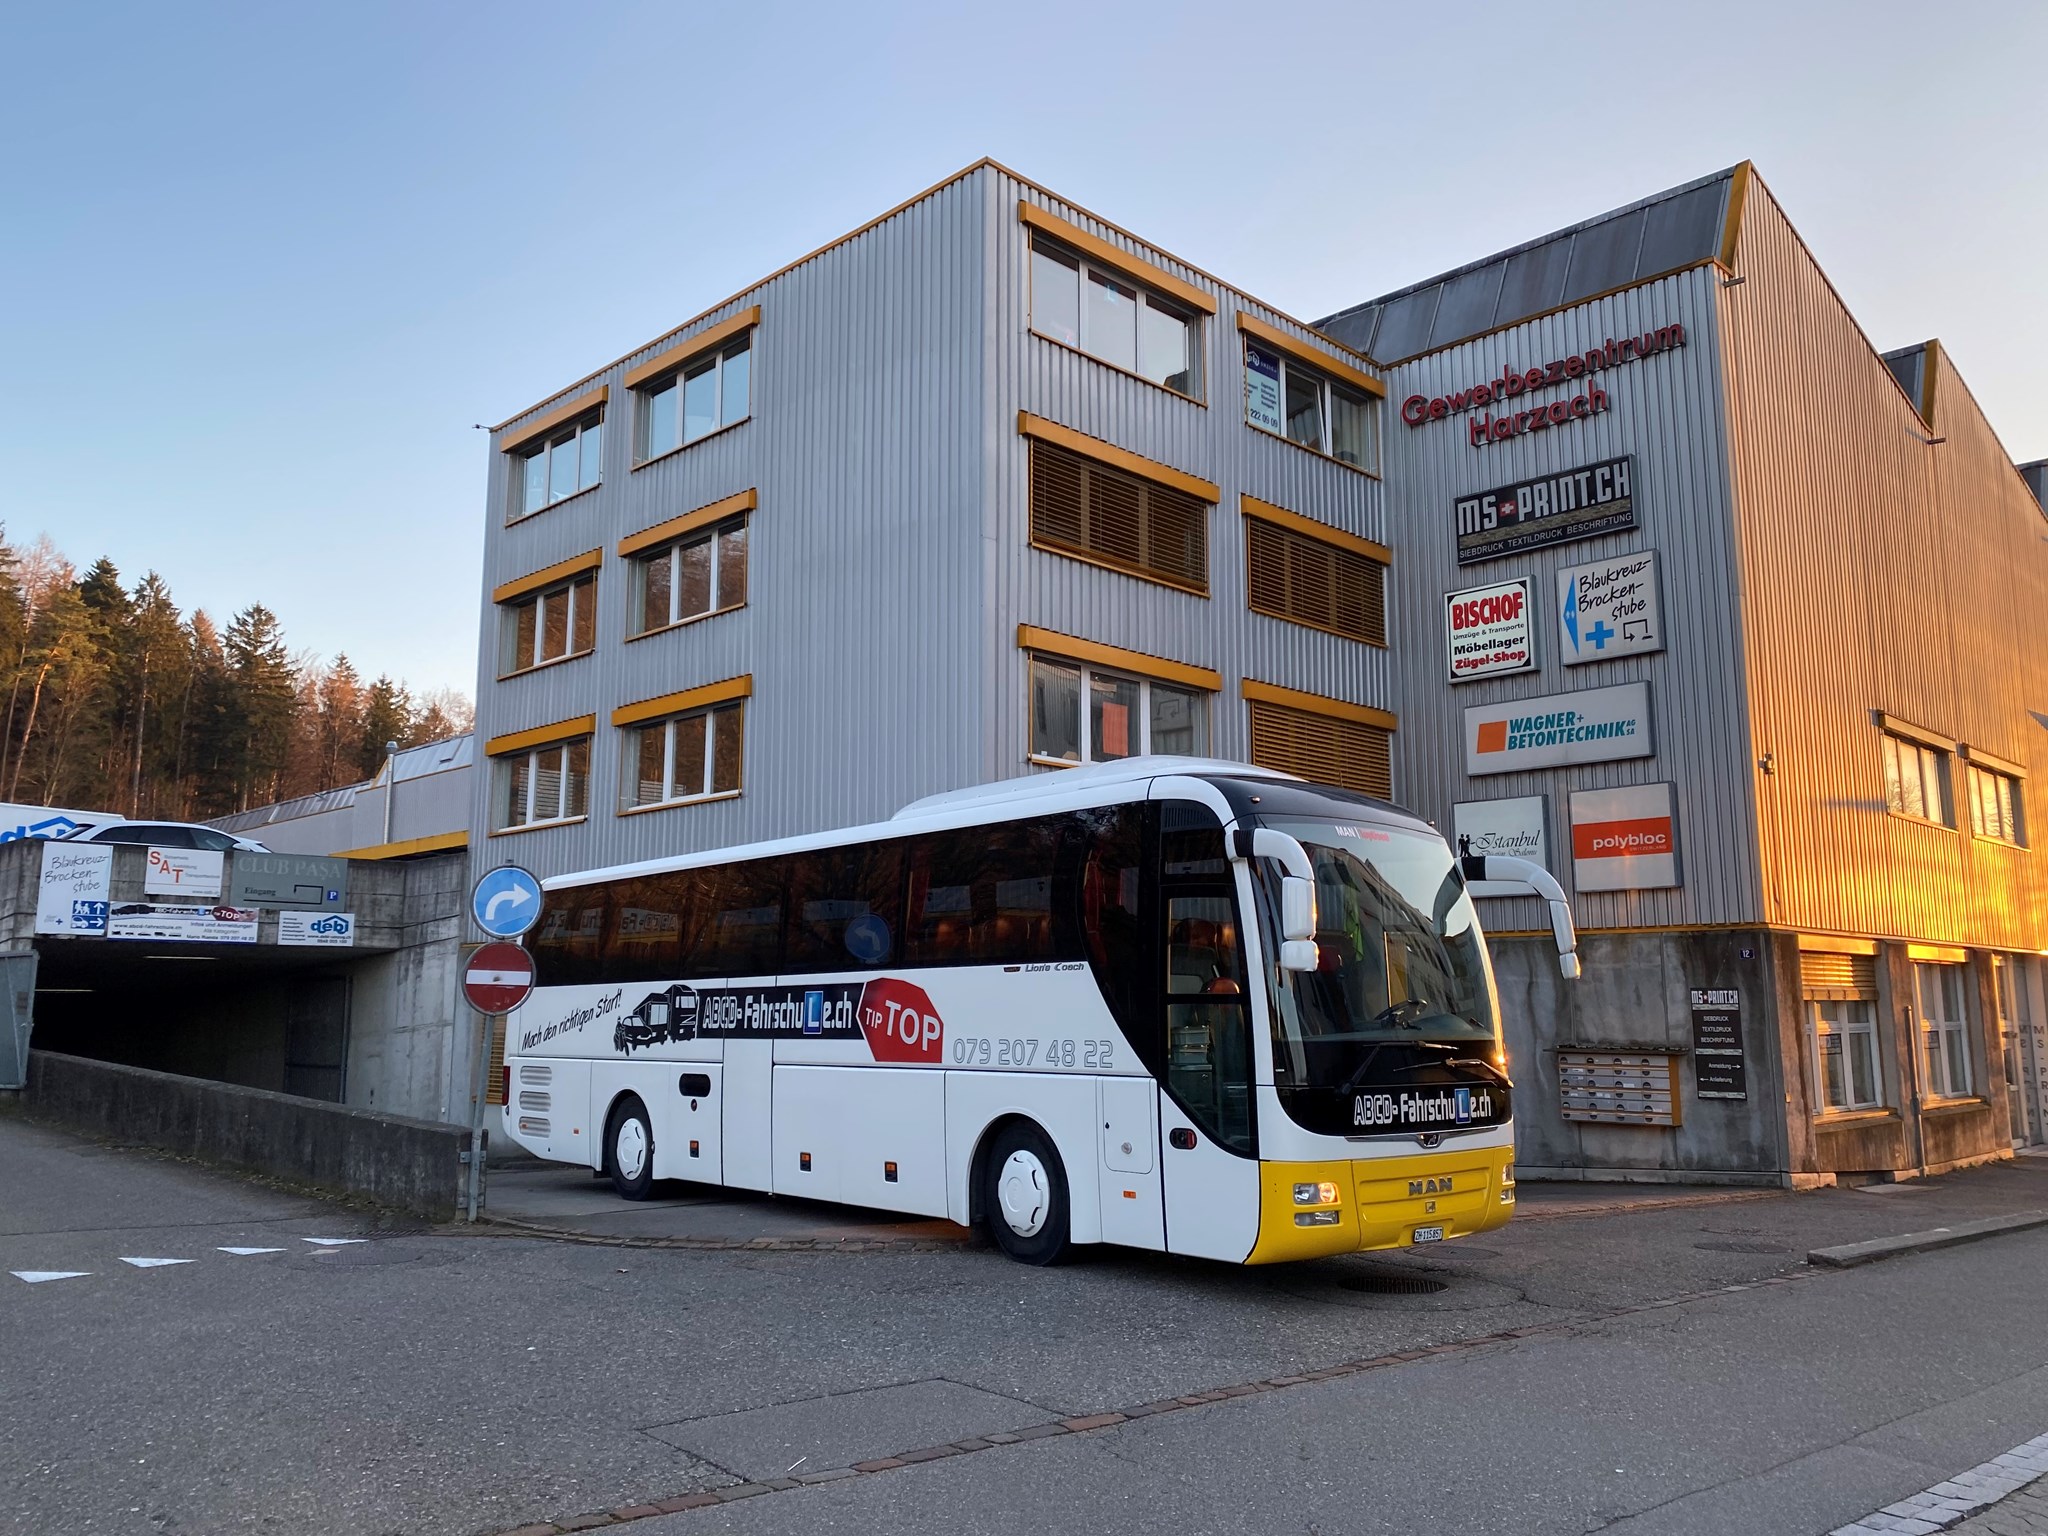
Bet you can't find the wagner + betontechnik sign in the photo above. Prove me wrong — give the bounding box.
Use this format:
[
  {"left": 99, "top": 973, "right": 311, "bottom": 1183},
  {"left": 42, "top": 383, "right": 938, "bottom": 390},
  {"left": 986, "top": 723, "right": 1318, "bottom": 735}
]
[{"left": 1463, "top": 681, "right": 1652, "bottom": 776}]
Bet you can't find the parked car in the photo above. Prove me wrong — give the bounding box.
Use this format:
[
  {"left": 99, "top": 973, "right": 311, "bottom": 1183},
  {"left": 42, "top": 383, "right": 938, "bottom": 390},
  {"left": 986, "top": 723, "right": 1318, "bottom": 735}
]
[{"left": 59, "top": 820, "right": 270, "bottom": 853}]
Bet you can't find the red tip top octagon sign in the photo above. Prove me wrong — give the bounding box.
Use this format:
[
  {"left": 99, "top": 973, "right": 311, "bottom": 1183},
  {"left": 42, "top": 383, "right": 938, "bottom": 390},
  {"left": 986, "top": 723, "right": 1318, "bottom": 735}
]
[{"left": 463, "top": 942, "right": 535, "bottom": 1015}]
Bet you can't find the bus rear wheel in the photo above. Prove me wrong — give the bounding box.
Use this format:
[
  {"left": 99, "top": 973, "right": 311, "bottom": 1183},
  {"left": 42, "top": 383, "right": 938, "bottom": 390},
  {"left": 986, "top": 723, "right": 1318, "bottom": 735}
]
[
  {"left": 980, "top": 1121, "right": 1071, "bottom": 1265},
  {"left": 605, "top": 1095, "right": 655, "bottom": 1201}
]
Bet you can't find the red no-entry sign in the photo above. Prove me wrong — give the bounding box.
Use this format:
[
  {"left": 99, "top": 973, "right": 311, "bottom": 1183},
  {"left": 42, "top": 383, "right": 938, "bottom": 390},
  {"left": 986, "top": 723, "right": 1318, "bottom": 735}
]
[{"left": 463, "top": 942, "right": 535, "bottom": 1015}]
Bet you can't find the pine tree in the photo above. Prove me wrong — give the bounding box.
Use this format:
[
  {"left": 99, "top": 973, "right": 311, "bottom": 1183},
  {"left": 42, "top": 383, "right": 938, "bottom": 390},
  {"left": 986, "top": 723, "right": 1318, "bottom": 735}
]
[
  {"left": 357, "top": 676, "right": 413, "bottom": 781},
  {"left": 220, "top": 604, "right": 297, "bottom": 811}
]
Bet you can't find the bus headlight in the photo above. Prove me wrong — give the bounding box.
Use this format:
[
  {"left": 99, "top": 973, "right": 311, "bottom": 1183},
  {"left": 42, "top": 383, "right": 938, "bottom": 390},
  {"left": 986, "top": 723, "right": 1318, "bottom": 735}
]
[{"left": 1293, "top": 1181, "right": 1341, "bottom": 1207}]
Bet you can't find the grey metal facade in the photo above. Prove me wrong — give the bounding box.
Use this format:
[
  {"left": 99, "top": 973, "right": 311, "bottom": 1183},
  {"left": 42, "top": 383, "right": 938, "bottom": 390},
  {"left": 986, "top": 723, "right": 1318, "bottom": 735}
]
[
  {"left": 473, "top": 162, "right": 1385, "bottom": 883},
  {"left": 1335, "top": 165, "right": 2048, "bottom": 1182}
]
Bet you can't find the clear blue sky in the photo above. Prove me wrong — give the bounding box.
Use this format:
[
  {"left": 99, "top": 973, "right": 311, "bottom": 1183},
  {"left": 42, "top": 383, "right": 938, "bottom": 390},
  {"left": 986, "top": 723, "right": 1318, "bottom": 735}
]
[{"left": 6, "top": 1, "right": 2041, "bottom": 697}]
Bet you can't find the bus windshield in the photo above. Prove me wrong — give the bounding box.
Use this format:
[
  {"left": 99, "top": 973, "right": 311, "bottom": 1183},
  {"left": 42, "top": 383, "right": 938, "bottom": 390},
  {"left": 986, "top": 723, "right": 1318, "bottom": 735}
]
[{"left": 1258, "top": 817, "right": 1501, "bottom": 1097}]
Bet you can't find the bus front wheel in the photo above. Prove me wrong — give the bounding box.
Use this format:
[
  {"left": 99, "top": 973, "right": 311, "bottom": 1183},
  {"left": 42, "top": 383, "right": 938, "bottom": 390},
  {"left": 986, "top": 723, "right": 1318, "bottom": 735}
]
[
  {"left": 980, "top": 1121, "right": 1071, "bottom": 1265},
  {"left": 605, "top": 1095, "right": 655, "bottom": 1201}
]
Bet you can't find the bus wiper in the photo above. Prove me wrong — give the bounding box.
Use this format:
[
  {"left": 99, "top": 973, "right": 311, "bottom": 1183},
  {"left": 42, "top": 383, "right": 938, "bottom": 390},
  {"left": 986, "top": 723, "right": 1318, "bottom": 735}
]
[
  {"left": 1335, "top": 1001, "right": 1431, "bottom": 1095},
  {"left": 1384, "top": 1053, "right": 1512, "bottom": 1088}
]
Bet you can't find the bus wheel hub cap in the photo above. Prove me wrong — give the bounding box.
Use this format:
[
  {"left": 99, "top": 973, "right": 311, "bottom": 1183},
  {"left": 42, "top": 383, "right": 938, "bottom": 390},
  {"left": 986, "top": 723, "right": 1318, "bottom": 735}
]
[
  {"left": 616, "top": 1121, "right": 648, "bottom": 1180},
  {"left": 997, "top": 1151, "right": 1048, "bottom": 1236}
]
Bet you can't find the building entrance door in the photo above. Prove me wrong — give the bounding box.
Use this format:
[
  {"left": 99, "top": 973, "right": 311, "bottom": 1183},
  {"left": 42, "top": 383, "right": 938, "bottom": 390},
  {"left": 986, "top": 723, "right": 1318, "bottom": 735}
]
[
  {"left": 285, "top": 975, "right": 350, "bottom": 1103},
  {"left": 1998, "top": 958, "right": 2048, "bottom": 1146}
]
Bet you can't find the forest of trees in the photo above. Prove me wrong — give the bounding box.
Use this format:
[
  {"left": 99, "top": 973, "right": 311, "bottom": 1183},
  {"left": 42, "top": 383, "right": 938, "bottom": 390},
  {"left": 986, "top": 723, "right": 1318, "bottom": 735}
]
[{"left": 4, "top": 533, "right": 472, "bottom": 819}]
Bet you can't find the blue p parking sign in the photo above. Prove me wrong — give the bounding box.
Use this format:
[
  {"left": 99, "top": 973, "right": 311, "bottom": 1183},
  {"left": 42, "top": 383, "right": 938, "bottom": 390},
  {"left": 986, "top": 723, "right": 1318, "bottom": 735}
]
[{"left": 471, "top": 865, "right": 543, "bottom": 940}]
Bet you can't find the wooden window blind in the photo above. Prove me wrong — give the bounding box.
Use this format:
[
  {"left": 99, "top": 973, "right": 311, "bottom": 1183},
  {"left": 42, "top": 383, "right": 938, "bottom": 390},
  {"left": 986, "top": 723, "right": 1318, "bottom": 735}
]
[
  {"left": 1247, "top": 699, "right": 1392, "bottom": 800},
  {"left": 1801, "top": 952, "right": 1878, "bottom": 1001},
  {"left": 1030, "top": 439, "right": 1208, "bottom": 593},
  {"left": 1245, "top": 518, "right": 1386, "bottom": 644}
]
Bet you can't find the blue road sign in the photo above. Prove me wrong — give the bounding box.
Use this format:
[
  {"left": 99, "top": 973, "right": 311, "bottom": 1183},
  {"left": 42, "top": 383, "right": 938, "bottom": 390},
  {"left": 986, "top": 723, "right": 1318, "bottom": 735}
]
[{"left": 471, "top": 865, "right": 544, "bottom": 940}]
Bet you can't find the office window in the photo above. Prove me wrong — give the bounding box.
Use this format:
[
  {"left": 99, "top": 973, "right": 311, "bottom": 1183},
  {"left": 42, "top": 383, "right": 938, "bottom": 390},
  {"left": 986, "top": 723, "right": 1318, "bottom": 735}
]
[
  {"left": 624, "top": 701, "right": 744, "bottom": 810},
  {"left": 1967, "top": 764, "right": 2023, "bottom": 845},
  {"left": 1246, "top": 697, "right": 1392, "bottom": 800},
  {"left": 1243, "top": 342, "right": 1379, "bottom": 471},
  {"left": 1882, "top": 733, "right": 1952, "bottom": 826},
  {"left": 1031, "top": 236, "right": 1201, "bottom": 398},
  {"left": 1244, "top": 517, "right": 1386, "bottom": 645},
  {"left": 496, "top": 739, "right": 590, "bottom": 830},
  {"left": 1916, "top": 961, "right": 1972, "bottom": 1099},
  {"left": 515, "top": 412, "right": 603, "bottom": 518},
  {"left": 638, "top": 337, "right": 751, "bottom": 460},
  {"left": 633, "top": 518, "right": 748, "bottom": 635},
  {"left": 501, "top": 573, "right": 596, "bottom": 675},
  {"left": 1028, "top": 439, "right": 1209, "bottom": 593},
  {"left": 1029, "top": 656, "right": 1208, "bottom": 766},
  {"left": 1812, "top": 999, "right": 1882, "bottom": 1112}
]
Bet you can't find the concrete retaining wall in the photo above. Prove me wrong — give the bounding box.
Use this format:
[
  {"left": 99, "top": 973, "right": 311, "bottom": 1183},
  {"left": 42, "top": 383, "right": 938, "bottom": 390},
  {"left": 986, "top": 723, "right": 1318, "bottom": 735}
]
[{"left": 8, "top": 1050, "right": 470, "bottom": 1219}]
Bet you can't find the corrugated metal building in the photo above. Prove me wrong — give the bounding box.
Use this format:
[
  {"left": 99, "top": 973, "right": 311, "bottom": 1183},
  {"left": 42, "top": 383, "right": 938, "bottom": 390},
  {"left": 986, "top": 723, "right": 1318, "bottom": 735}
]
[
  {"left": 211, "top": 735, "right": 473, "bottom": 859},
  {"left": 1320, "top": 164, "right": 2048, "bottom": 1184},
  {"left": 475, "top": 160, "right": 1394, "bottom": 876}
]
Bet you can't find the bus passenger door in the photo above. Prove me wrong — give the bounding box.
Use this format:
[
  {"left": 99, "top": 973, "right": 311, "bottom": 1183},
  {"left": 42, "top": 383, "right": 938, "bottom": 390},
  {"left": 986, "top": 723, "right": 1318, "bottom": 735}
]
[
  {"left": 1159, "top": 889, "right": 1260, "bottom": 1262},
  {"left": 1097, "top": 1076, "right": 1164, "bottom": 1250}
]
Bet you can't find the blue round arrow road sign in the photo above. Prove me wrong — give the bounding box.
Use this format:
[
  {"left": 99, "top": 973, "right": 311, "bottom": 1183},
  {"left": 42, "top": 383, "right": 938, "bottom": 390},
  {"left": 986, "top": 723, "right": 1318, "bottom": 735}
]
[{"left": 471, "top": 865, "right": 543, "bottom": 940}]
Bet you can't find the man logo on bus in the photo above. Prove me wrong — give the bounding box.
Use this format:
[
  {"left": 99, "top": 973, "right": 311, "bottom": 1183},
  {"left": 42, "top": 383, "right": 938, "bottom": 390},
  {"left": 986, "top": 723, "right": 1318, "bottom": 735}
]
[{"left": 858, "top": 977, "right": 943, "bottom": 1064}]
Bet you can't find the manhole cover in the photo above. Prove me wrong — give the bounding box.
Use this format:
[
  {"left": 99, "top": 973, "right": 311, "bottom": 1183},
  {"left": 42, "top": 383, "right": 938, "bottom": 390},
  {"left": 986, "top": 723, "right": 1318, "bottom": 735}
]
[
  {"left": 1339, "top": 1272, "right": 1449, "bottom": 1295},
  {"left": 1693, "top": 1240, "right": 1789, "bottom": 1254}
]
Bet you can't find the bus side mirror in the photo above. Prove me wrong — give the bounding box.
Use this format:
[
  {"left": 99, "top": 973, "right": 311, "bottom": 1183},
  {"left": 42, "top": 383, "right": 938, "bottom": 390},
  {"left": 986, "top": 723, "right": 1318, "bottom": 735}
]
[
  {"left": 1460, "top": 853, "right": 1582, "bottom": 981},
  {"left": 1280, "top": 875, "right": 1316, "bottom": 944},
  {"left": 1279, "top": 939, "right": 1319, "bottom": 972}
]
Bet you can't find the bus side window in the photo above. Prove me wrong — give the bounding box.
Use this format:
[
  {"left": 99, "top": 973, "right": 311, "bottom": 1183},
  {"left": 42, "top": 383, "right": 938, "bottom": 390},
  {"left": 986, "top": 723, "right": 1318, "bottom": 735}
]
[
  {"left": 785, "top": 842, "right": 904, "bottom": 972},
  {"left": 698, "top": 858, "right": 787, "bottom": 978},
  {"left": 904, "top": 819, "right": 1063, "bottom": 967},
  {"left": 1165, "top": 894, "right": 1253, "bottom": 1154}
]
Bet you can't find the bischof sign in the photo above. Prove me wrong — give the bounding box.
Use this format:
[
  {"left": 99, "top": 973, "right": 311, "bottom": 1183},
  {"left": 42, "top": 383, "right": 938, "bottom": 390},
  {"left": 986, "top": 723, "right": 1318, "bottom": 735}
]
[
  {"left": 1399, "top": 323, "right": 1688, "bottom": 448},
  {"left": 1455, "top": 456, "right": 1636, "bottom": 566},
  {"left": 1444, "top": 577, "right": 1536, "bottom": 683}
]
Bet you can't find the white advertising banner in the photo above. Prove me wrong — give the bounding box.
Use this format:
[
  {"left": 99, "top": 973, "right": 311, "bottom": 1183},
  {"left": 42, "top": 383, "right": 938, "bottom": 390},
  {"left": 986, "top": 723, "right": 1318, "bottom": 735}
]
[
  {"left": 106, "top": 904, "right": 260, "bottom": 944},
  {"left": 1558, "top": 549, "right": 1663, "bottom": 665},
  {"left": 279, "top": 911, "right": 356, "bottom": 948},
  {"left": 1444, "top": 577, "right": 1536, "bottom": 682},
  {"left": 1570, "top": 782, "right": 1680, "bottom": 891},
  {"left": 1243, "top": 343, "right": 1283, "bottom": 434},
  {"left": 1451, "top": 796, "right": 1550, "bottom": 897},
  {"left": 36, "top": 844, "right": 113, "bottom": 935},
  {"left": 145, "top": 846, "right": 224, "bottom": 899},
  {"left": 1464, "top": 681, "right": 1653, "bottom": 776},
  {"left": 2, "top": 803, "right": 120, "bottom": 843}
]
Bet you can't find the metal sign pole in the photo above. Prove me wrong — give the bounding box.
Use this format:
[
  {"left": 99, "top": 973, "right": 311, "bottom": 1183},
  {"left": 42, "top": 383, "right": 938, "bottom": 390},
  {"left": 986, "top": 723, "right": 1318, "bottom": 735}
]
[{"left": 466, "top": 1010, "right": 495, "bottom": 1223}]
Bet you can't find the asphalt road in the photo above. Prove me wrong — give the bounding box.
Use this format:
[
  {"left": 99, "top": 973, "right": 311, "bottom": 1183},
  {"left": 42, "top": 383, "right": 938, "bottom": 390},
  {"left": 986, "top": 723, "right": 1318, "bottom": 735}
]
[{"left": 4, "top": 1113, "right": 2046, "bottom": 1536}]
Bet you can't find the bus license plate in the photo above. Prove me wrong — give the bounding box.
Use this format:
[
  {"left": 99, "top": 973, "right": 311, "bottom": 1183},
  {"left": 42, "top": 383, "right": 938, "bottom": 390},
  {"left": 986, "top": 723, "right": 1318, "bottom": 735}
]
[{"left": 1412, "top": 1226, "right": 1445, "bottom": 1244}]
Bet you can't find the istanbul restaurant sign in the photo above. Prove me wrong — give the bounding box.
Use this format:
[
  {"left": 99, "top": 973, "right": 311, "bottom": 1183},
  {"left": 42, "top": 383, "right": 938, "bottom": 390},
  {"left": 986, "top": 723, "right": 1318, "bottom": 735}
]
[{"left": 1401, "top": 324, "right": 1687, "bottom": 448}]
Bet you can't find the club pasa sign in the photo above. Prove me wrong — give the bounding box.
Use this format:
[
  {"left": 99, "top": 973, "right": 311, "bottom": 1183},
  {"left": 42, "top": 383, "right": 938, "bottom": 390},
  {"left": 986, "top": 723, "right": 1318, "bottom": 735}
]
[
  {"left": 1455, "top": 455, "right": 1637, "bottom": 565},
  {"left": 1464, "top": 681, "right": 1652, "bottom": 776},
  {"left": 1444, "top": 577, "right": 1535, "bottom": 682}
]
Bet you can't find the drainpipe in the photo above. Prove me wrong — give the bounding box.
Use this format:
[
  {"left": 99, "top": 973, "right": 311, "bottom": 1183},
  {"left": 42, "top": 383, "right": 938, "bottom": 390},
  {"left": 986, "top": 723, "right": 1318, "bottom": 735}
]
[{"left": 381, "top": 740, "right": 399, "bottom": 847}]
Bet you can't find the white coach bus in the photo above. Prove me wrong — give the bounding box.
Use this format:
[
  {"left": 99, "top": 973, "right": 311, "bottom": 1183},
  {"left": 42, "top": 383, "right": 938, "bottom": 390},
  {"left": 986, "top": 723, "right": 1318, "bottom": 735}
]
[{"left": 504, "top": 758, "right": 1580, "bottom": 1265}]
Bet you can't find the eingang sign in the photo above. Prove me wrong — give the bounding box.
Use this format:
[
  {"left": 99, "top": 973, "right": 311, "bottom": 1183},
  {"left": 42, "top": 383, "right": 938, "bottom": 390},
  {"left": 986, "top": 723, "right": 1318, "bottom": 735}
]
[
  {"left": 1463, "top": 681, "right": 1652, "bottom": 776},
  {"left": 1456, "top": 456, "right": 1637, "bottom": 565},
  {"left": 1444, "top": 577, "right": 1535, "bottom": 682}
]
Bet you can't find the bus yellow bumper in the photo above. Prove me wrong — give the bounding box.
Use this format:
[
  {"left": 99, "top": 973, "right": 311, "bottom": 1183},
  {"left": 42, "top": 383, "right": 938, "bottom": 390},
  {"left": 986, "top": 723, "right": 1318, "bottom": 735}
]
[{"left": 1245, "top": 1146, "right": 1516, "bottom": 1264}]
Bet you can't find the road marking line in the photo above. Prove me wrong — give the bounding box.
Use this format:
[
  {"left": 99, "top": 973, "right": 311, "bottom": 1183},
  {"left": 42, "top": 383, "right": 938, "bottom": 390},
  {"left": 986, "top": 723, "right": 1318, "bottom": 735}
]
[
  {"left": 300, "top": 1238, "right": 366, "bottom": 1247},
  {"left": 1830, "top": 1429, "right": 2048, "bottom": 1534},
  {"left": 118, "top": 1257, "right": 195, "bottom": 1269},
  {"left": 218, "top": 1246, "right": 286, "bottom": 1256},
  {"left": 11, "top": 1270, "right": 90, "bottom": 1284}
]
